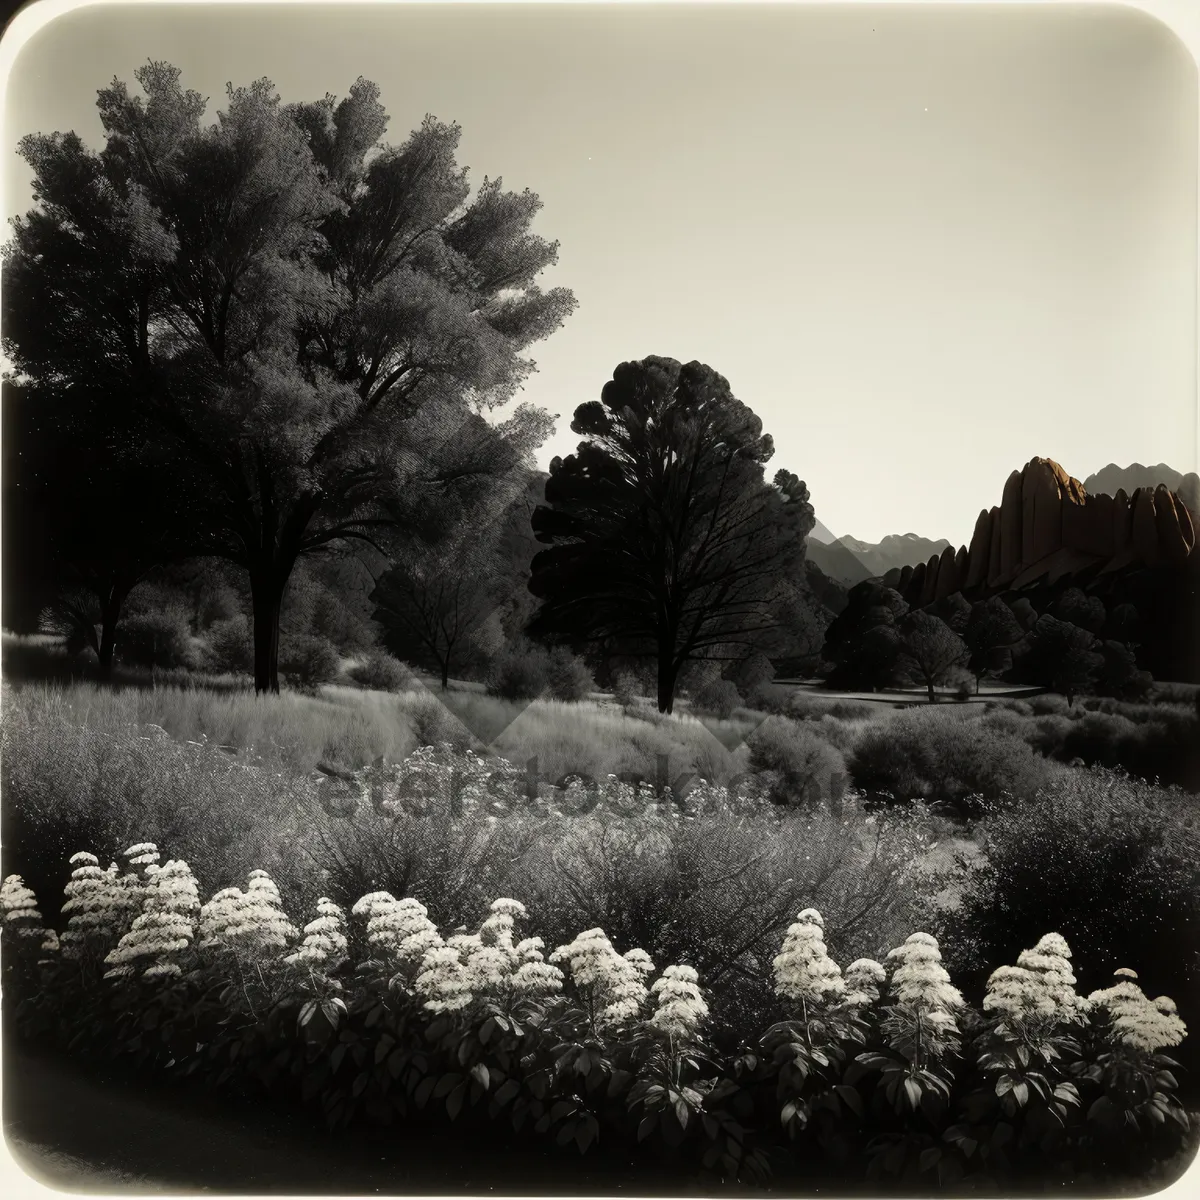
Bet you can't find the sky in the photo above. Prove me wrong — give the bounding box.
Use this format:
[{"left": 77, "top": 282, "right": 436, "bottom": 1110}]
[{"left": 3, "top": 1, "right": 1197, "bottom": 547}]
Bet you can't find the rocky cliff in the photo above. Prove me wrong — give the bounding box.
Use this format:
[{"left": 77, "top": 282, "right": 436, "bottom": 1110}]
[{"left": 881, "top": 457, "right": 1200, "bottom": 605}]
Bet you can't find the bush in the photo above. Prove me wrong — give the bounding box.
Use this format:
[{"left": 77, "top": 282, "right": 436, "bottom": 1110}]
[
  {"left": 848, "top": 709, "right": 1054, "bottom": 815},
  {"left": 693, "top": 678, "right": 742, "bottom": 720},
  {"left": 347, "top": 650, "right": 411, "bottom": 693},
  {"left": 938, "top": 768, "right": 1200, "bottom": 1058},
  {"left": 724, "top": 652, "right": 775, "bottom": 695},
  {"left": 278, "top": 635, "right": 341, "bottom": 692},
  {"left": 0, "top": 699, "right": 318, "bottom": 921},
  {"left": 743, "top": 681, "right": 792, "bottom": 714},
  {"left": 116, "top": 610, "right": 196, "bottom": 670},
  {"left": 545, "top": 648, "right": 594, "bottom": 702},
  {"left": 5, "top": 838, "right": 1191, "bottom": 1192},
  {"left": 204, "top": 615, "right": 254, "bottom": 676},
  {"left": 486, "top": 643, "right": 551, "bottom": 701},
  {"left": 611, "top": 669, "right": 643, "bottom": 709},
  {"left": 746, "top": 717, "right": 848, "bottom": 809}
]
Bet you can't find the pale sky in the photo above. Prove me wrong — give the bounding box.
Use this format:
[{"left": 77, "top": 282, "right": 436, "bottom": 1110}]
[{"left": 3, "top": 2, "right": 1197, "bottom": 546}]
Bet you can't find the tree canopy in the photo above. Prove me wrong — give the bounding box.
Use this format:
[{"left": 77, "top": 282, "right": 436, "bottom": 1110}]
[
  {"left": 527, "top": 357, "right": 812, "bottom": 712},
  {"left": 3, "top": 64, "right": 574, "bottom": 691}
]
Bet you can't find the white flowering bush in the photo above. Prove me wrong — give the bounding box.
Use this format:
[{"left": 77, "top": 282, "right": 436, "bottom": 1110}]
[{"left": 5, "top": 850, "right": 1192, "bottom": 1191}]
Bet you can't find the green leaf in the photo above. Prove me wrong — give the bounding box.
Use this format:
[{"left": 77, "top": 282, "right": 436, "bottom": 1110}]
[
  {"left": 903, "top": 1077, "right": 922, "bottom": 1111},
  {"left": 446, "top": 1082, "right": 466, "bottom": 1121},
  {"left": 494, "top": 1079, "right": 520, "bottom": 1107},
  {"left": 637, "top": 1113, "right": 658, "bottom": 1143},
  {"left": 919, "top": 1148, "right": 942, "bottom": 1172},
  {"left": 470, "top": 1062, "right": 490, "bottom": 1090}
]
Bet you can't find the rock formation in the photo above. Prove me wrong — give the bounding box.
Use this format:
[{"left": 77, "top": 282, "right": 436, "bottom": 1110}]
[{"left": 884, "top": 457, "right": 1198, "bottom": 605}]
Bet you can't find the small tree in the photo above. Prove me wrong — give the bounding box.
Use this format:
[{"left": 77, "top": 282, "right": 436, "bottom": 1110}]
[
  {"left": 963, "top": 596, "right": 1024, "bottom": 692},
  {"left": 896, "top": 611, "right": 969, "bottom": 703},
  {"left": 371, "top": 540, "right": 504, "bottom": 691}
]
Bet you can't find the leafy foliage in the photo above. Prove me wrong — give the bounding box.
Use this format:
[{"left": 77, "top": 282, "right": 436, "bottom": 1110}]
[{"left": 3, "top": 861, "right": 1189, "bottom": 1191}]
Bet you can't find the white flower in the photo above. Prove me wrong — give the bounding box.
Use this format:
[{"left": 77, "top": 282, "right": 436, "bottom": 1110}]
[
  {"left": 284, "top": 897, "right": 348, "bottom": 971},
  {"left": 842, "top": 958, "right": 887, "bottom": 1008},
  {"left": 104, "top": 860, "right": 199, "bottom": 981},
  {"left": 1089, "top": 977, "right": 1187, "bottom": 1053},
  {"left": 1, "top": 875, "right": 45, "bottom": 939},
  {"left": 648, "top": 964, "right": 709, "bottom": 1039},
  {"left": 773, "top": 910, "right": 846, "bottom": 1006},
  {"left": 550, "top": 929, "right": 650, "bottom": 1027},
  {"left": 886, "top": 933, "right": 963, "bottom": 1014}
]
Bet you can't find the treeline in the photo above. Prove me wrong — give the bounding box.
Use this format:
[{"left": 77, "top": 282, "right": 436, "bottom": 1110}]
[{"left": 823, "top": 581, "right": 1154, "bottom": 702}]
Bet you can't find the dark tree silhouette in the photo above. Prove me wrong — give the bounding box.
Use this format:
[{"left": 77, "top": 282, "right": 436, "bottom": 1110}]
[
  {"left": 963, "top": 596, "right": 1024, "bottom": 691},
  {"left": 3, "top": 64, "right": 572, "bottom": 692},
  {"left": 371, "top": 540, "right": 504, "bottom": 690},
  {"left": 821, "top": 583, "right": 909, "bottom": 691},
  {"left": 528, "top": 357, "right": 810, "bottom": 713},
  {"left": 1021, "top": 615, "right": 1104, "bottom": 706},
  {"left": 896, "top": 611, "right": 969, "bottom": 703}
]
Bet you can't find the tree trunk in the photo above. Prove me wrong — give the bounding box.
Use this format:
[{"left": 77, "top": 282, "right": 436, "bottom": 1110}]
[
  {"left": 96, "top": 584, "right": 130, "bottom": 682},
  {"left": 926, "top": 677, "right": 936, "bottom": 703},
  {"left": 250, "top": 566, "right": 287, "bottom": 696},
  {"left": 657, "top": 655, "right": 677, "bottom": 715},
  {"left": 440, "top": 659, "right": 450, "bottom": 690}
]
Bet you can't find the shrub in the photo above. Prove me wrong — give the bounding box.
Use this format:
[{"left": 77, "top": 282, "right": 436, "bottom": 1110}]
[
  {"left": 611, "top": 670, "right": 643, "bottom": 709},
  {"left": 545, "top": 648, "right": 594, "bottom": 702},
  {"left": 1029, "top": 693, "right": 1071, "bottom": 716},
  {"left": 204, "top": 615, "right": 254, "bottom": 676},
  {"left": 693, "top": 678, "right": 742, "bottom": 720},
  {"left": 938, "top": 768, "right": 1200, "bottom": 1055},
  {"left": 279, "top": 635, "right": 341, "bottom": 692},
  {"left": 848, "top": 709, "right": 1054, "bottom": 814},
  {"left": 746, "top": 717, "right": 848, "bottom": 809},
  {"left": 347, "top": 650, "right": 411, "bottom": 693},
  {"left": 724, "top": 652, "right": 775, "bottom": 695},
  {"left": 116, "top": 610, "right": 196, "bottom": 671},
  {"left": 743, "top": 681, "right": 792, "bottom": 714},
  {"left": 4, "top": 858, "right": 1190, "bottom": 1192},
  {"left": 486, "top": 643, "right": 551, "bottom": 701}
]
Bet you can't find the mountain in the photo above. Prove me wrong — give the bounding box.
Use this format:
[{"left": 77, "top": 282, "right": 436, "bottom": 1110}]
[
  {"left": 874, "top": 457, "right": 1200, "bottom": 680},
  {"left": 882, "top": 457, "right": 1199, "bottom": 605},
  {"left": 808, "top": 517, "right": 839, "bottom": 545},
  {"left": 806, "top": 531, "right": 951, "bottom": 586},
  {"left": 1083, "top": 462, "right": 1186, "bottom": 498}
]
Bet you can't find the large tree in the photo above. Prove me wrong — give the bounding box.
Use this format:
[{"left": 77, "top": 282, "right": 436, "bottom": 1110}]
[
  {"left": 3, "top": 64, "right": 572, "bottom": 692},
  {"left": 527, "top": 357, "right": 811, "bottom": 713}
]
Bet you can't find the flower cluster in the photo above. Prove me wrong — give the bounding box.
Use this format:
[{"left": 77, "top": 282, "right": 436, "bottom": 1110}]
[
  {"left": 284, "top": 898, "right": 349, "bottom": 974},
  {"left": 103, "top": 859, "right": 200, "bottom": 981},
  {"left": 842, "top": 958, "right": 887, "bottom": 1008},
  {"left": 199, "top": 870, "right": 299, "bottom": 964},
  {"left": 1, "top": 874, "right": 46, "bottom": 942},
  {"left": 984, "top": 933, "right": 1088, "bottom": 1029},
  {"left": 550, "top": 928, "right": 654, "bottom": 1028},
  {"left": 886, "top": 933, "right": 964, "bottom": 1014},
  {"left": 773, "top": 909, "right": 846, "bottom": 1007},
  {"left": 1088, "top": 971, "right": 1188, "bottom": 1054},
  {"left": 351, "top": 893, "right": 443, "bottom": 970},
  {"left": 60, "top": 854, "right": 129, "bottom": 959},
  {"left": 648, "top": 964, "right": 709, "bottom": 1040}
]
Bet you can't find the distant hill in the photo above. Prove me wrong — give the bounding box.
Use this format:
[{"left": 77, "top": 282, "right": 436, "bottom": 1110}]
[
  {"left": 807, "top": 531, "right": 951, "bottom": 586},
  {"left": 1084, "top": 462, "right": 1185, "bottom": 498}
]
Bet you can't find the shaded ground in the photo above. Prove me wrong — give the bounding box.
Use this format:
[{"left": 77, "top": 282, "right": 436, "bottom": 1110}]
[{"left": 2, "top": 1041, "right": 723, "bottom": 1196}]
